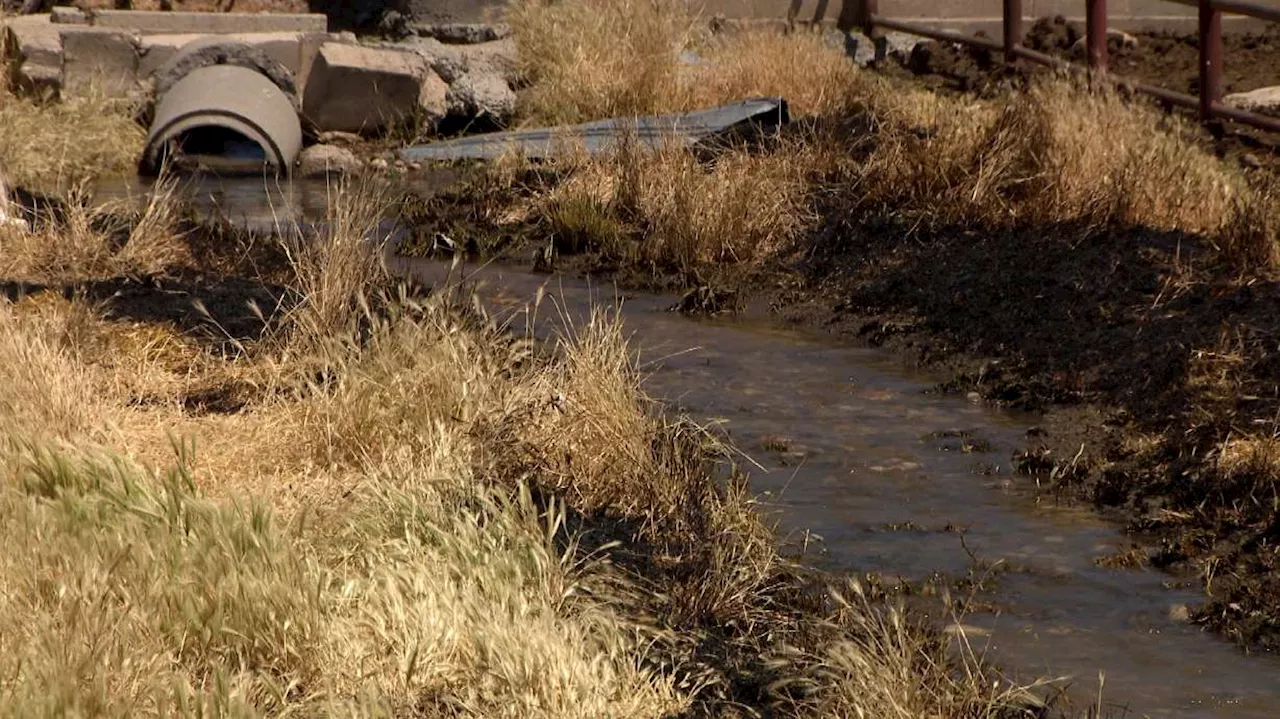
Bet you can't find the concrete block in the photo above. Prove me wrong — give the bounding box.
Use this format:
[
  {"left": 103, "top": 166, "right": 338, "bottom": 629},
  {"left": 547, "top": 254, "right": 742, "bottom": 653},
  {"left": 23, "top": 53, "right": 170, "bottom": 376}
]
[
  {"left": 302, "top": 42, "right": 429, "bottom": 134},
  {"left": 5, "top": 16, "right": 62, "bottom": 95},
  {"left": 79, "top": 10, "right": 328, "bottom": 36},
  {"left": 5, "top": 15, "right": 63, "bottom": 67},
  {"left": 61, "top": 29, "right": 139, "bottom": 96}
]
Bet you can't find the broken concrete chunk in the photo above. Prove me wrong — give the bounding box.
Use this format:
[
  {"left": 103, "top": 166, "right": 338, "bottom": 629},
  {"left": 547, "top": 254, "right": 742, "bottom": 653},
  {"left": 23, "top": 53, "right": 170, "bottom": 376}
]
[
  {"left": 61, "top": 29, "right": 139, "bottom": 96},
  {"left": 151, "top": 36, "right": 298, "bottom": 105},
  {"left": 419, "top": 68, "right": 450, "bottom": 125},
  {"left": 49, "top": 7, "right": 89, "bottom": 25},
  {"left": 5, "top": 15, "right": 64, "bottom": 95},
  {"left": 302, "top": 42, "right": 430, "bottom": 135}
]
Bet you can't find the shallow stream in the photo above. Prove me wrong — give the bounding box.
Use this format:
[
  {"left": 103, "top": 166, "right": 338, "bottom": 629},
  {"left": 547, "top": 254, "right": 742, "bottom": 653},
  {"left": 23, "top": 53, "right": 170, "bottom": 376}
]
[{"left": 95, "top": 175, "right": 1280, "bottom": 719}]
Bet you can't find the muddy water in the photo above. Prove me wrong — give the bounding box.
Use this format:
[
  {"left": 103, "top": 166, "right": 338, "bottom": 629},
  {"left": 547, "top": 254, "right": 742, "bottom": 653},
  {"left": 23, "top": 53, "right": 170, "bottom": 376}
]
[{"left": 97, "top": 176, "right": 1280, "bottom": 718}]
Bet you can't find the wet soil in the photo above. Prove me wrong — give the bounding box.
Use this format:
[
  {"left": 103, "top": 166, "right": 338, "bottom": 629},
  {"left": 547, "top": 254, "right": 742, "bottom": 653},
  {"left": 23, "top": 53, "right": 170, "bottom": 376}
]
[
  {"left": 390, "top": 160, "right": 1280, "bottom": 653},
  {"left": 888, "top": 16, "right": 1280, "bottom": 174}
]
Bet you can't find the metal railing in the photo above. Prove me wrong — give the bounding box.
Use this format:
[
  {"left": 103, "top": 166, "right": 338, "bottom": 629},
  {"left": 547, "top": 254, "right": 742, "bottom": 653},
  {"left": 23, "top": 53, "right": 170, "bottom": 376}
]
[{"left": 847, "top": 0, "right": 1280, "bottom": 133}]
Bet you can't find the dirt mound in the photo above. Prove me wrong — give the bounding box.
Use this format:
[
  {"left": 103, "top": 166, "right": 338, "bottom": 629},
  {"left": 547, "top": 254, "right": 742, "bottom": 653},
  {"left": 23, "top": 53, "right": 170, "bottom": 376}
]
[{"left": 1024, "top": 15, "right": 1082, "bottom": 53}]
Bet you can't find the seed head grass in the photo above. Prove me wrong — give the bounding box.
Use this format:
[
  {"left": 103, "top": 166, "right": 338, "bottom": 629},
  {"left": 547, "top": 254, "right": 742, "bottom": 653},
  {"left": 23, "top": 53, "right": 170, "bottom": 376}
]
[{"left": 506, "top": 1, "right": 1279, "bottom": 271}]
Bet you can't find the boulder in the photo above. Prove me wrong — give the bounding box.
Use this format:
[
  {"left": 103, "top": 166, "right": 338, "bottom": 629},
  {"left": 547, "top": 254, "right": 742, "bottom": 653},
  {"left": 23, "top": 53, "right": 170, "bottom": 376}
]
[
  {"left": 297, "top": 144, "right": 364, "bottom": 177},
  {"left": 302, "top": 42, "right": 432, "bottom": 134},
  {"left": 445, "top": 70, "right": 515, "bottom": 120},
  {"left": 1224, "top": 86, "right": 1280, "bottom": 115}
]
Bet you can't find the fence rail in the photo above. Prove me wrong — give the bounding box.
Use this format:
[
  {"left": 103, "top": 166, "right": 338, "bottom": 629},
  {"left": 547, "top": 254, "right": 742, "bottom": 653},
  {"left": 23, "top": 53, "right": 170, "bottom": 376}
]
[{"left": 849, "top": 0, "right": 1280, "bottom": 133}]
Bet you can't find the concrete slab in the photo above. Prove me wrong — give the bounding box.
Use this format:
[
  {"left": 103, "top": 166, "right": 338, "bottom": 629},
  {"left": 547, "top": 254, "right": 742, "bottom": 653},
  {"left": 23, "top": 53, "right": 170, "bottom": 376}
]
[
  {"left": 50, "top": 7, "right": 89, "bottom": 25},
  {"left": 70, "top": 10, "right": 328, "bottom": 35},
  {"left": 61, "top": 28, "right": 139, "bottom": 96}
]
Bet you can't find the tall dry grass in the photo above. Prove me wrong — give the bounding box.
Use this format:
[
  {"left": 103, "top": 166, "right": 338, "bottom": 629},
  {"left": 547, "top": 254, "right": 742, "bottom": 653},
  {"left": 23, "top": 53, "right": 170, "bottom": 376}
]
[
  {"left": 535, "top": 138, "right": 813, "bottom": 272},
  {"left": 0, "top": 179, "right": 188, "bottom": 282},
  {"left": 0, "top": 82, "right": 144, "bottom": 190},
  {"left": 506, "top": 0, "right": 1278, "bottom": 270},
  {"left": 0, "top": 180, "right": 1041, "bottom": 717},
  {"left": 1, "top": 14, "right": 144, "bottom": 187},
  {"left": 507, "top": 0, "right": 857, "bottom": 124}
]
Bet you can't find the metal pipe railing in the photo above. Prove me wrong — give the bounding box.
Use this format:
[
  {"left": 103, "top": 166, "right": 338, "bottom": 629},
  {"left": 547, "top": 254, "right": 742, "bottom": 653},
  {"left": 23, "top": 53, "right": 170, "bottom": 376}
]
[{"left": 852, "top": 0, "right": 1280, "bottom": 134}]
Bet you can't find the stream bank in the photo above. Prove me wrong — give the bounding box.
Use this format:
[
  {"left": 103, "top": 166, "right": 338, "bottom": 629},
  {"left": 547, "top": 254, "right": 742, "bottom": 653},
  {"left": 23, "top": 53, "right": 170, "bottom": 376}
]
[
  {"left": 385, "top": 134, "right": 1280, "bottom": 656},
  {"left": 93, "top": 174, "right": 1280, "bottom": 717}
]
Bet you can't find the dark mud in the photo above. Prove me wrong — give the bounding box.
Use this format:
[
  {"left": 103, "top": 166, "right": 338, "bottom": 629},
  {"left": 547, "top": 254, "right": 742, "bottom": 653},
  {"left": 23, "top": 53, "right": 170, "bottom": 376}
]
[
  {"left": 888, "top": 16, "right": 1280, "bottom": 174},
  {"left": 769, "top": 201, "right": 1280, "bottom": 645}
]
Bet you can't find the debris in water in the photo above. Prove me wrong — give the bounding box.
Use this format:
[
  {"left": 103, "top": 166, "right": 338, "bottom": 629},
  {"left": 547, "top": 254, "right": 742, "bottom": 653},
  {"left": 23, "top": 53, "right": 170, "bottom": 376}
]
[{"left": 399, "top": 97, "right": 790, "bottom": 163}]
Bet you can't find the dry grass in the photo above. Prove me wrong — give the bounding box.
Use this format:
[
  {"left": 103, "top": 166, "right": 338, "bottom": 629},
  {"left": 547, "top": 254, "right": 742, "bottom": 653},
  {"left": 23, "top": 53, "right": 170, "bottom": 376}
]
[
  {"left": 0, "top": 83, "right": 144, "bottom": 190},
  {"left": 507, "top": 0, "right": 856, "bottom": 124},
  {"left": 1, "top": 13, "right": 144, "bottom": 188},
  {"left": 847, "top": 75, "right": 1246, "bottom": 237},
  {"left": 506, "top": 0, "right": 1279, "bottom": 270},
  {"left": 0, "top": 178, "right": 1042, "bottom": 716},
  {"left": 504, "top": 1, "right": 1277, "bottom": 275},
  {"left": 533, "top": 138, "right": 813, "bottom": 272},
  {"left": 0, "top": 179, "right": 188, "bottom": 282}
]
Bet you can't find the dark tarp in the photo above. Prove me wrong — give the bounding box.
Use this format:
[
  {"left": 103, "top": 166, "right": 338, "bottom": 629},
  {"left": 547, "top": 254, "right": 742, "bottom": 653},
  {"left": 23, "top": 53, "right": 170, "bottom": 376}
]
[{"left": 398, "top": 97, "right": 790, "bottom": 163}]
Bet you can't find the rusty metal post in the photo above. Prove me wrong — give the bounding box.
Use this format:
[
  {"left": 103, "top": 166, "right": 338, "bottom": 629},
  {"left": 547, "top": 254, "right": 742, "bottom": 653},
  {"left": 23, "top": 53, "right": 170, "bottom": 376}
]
[
  {"left": 1086, "top": 0, "right": 1108, "bottom": 71},
  {"left": 863, "top": 0, "right": 880, "bottom": 36},
  {"left": 1199, "top": 0, "right": 1223, "bottom": 122},
  {"left": 1003, "top": 0, "right": 1023, "bottom": 64}
]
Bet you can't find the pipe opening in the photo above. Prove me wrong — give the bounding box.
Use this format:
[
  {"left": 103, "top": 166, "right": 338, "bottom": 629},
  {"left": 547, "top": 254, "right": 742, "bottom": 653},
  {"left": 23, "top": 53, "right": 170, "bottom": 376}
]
[{"left": 158, "top": 126, "right": 272, "bottom": 175}]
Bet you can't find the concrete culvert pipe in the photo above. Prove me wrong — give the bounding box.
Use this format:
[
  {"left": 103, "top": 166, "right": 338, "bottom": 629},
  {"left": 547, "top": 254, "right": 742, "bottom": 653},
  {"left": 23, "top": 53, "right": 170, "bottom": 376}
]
[{"left": 140, "top": 65, "right": 303, "bottom": 177}]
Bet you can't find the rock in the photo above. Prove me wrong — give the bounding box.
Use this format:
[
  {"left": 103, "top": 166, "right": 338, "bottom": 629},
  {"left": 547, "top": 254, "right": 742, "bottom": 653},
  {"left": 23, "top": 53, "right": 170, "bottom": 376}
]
[
  {"left": 415, "top": 67, "right": 449, "bottom": 125},
  {"left": 378, "top": 9, "right": 412, "bottom": 40},
  {"left": 302, "top": 42, "right": 432, "bottom": 135},
  {"left": 411, "top": 22, "right": 510, "bottom": 44},
  {"left": 61, "top": 28, "right": 139, "bottom": 97},
  {"left": 1068, "top": 28, "right": 1140, "bottom": 57},
  {"left": 1169, "top": 603, "right": 1191, "bottom": 623},
  {"left": 445, "top": 70, "right": 516, "bottom": 120},
  {"left": 1224, "top": 86, "right": 1280, "bottom": 115},
  {"left": 0, "top": 173, "right": 28, "bottom": 233},
  {"left": 297, "top": 144, "right": 363, "bottom": 177},
  {"left": 317, "top": 130, "right": 365, "bottom": 146}
]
